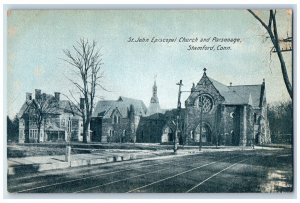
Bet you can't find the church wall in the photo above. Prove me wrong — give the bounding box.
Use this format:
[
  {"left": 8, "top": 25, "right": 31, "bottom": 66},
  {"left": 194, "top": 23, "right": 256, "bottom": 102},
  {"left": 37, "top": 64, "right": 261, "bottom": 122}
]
[
  {"left": 245, "top": 105, "right": 254, "bottom": 146},
  {"left": 185, "top": 105, "right": 220, "bottom": 145},
  {"left": 220, "top": 105, "right": 242, "bottom": 146},
  {"left": 101, "top": 117, "right": 131, "bottom": 143}
]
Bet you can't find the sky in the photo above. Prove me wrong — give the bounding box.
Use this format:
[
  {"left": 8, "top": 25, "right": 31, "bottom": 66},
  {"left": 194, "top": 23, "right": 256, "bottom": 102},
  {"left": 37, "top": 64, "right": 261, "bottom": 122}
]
[{"left": 6, "top": 9, "right": 293, "bottom": 118}]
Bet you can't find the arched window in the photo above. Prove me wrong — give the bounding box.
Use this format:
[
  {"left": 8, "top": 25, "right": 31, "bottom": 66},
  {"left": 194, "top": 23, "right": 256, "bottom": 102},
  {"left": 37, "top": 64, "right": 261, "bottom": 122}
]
[
  {"left": 109, "top": 130, "right": 114, "bottom": 137},
  {"left": 254, "top": 113, "right": 257, "bottom": 123}
]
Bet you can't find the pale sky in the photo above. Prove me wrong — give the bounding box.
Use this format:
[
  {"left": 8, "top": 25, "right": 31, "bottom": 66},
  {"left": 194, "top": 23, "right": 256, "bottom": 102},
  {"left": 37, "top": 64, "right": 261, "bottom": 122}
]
[{"left": 6, "top": 9, "right": 293, "bottom": 118}]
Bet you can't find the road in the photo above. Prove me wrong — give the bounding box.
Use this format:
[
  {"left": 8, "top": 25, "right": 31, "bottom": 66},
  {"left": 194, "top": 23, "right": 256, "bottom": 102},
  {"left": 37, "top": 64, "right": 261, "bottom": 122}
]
[{"left": 7, "top": 148, "right": 293, "bottom": 193}]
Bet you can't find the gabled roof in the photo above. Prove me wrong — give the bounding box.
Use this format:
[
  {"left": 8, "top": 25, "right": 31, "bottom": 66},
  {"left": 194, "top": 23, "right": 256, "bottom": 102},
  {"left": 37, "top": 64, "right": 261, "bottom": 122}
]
[
  {"left": 18, "top": 94, "right": 81, "bottom": 118},
  {"left": 208, "top": 77, "right": 230, "bottom": 93},
  {"left": 92, "top": 96, "right": 147, "bottom": 118},
  {"left": 227, "top": 85, "right": 262, "bottom": 107},
  {"left": 18, "top": 100, "right": 33, "bottom": 118},
  {"left": 190, "top": 73, "right": 264, "bottom": 107},
  {"left": 209, "top": 79, "right": 263, "bottom": 106}
]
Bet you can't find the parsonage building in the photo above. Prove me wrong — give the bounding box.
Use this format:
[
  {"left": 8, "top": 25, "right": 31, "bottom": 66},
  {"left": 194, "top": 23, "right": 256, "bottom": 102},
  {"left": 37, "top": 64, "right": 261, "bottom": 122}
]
[{"left": 18, "top": 89, "right": 85, "bottom": 143}]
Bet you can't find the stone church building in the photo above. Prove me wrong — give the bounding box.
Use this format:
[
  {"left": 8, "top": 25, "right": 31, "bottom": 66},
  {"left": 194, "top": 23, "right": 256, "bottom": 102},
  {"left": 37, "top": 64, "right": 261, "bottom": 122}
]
[
  {"left": 184, "top": 69, "right": 271, "bottom": 146},
  {"left": 136, "top": 69, "right": 271, "bottom": 146}
]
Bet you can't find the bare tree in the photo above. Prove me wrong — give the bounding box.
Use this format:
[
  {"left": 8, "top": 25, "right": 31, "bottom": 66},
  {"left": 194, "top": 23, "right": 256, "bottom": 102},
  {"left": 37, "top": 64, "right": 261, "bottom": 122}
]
[
  {"left": 248, "top": 9, "right": 292, "bottom": 99},
  {"left": 31, "top": 93, "right": 58, "bottom": 143},
  {"left": 62, "top": 38, "right": 104, "bottom": 143}
]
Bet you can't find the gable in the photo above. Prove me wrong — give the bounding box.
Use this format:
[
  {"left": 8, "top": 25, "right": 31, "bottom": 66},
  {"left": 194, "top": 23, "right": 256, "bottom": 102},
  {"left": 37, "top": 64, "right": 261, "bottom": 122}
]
[
  {"left": 93, "top": 96, "right": 147, "bottom": 118},
  {"left": 185, "top": 74, "right": 225, "bottom": 107},
  {"left": 185, "top": 72, "right": 264, "bottom": 107},
  {"left": 110, "top": 107, "right": 123, "bottom": 118}
]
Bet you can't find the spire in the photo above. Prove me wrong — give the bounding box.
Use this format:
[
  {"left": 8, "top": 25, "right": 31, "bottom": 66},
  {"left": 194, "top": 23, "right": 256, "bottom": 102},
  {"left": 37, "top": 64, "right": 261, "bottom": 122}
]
[
  {"left": 147, "top": 76, "right": 161, "bottom": 116},
  {"left": 151, "top": 78, "right": 159, "bottom": 103},
  {"left": 152, "top": 79, "right": 157, "bottom": 99},
  {"left": 203, "top": 68, "right": 207, "bottom": 76}
]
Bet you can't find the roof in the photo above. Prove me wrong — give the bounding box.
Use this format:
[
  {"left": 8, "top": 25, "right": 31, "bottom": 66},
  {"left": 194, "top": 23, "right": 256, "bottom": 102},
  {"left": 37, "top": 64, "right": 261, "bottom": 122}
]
[
  {"left": 208, "top": 77, "right": 230, "bottom": 93},
  {"left": 92, "top": 96, "right": 147, "bottom": 118},
  {"left": 189, "top": 74, "right": 264, "bottom": 107},
  {"left": 18, "top": 93, "right": 81, "bottom": 118},
  {"left": 227, "top": 85, "right": 262, "bottom": 106},
  {"left": 210, "top": 79, "right": 263, "bottom": 106}
]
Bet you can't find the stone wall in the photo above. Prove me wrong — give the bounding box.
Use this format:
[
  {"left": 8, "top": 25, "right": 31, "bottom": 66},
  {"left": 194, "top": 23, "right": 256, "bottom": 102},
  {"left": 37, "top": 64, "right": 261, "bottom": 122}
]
[{"left": 101, "top": 117, "right": 133, "bottom": 143}]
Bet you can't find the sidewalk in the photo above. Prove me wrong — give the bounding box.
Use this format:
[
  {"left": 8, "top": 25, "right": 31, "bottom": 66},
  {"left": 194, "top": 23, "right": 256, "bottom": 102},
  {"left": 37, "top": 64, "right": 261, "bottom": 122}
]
[
  {"left": 7, "top": 145, "right": 284, "bottom": 175},
  {"left": 7, "top": 149, "right": 175, "bottom": 175}
]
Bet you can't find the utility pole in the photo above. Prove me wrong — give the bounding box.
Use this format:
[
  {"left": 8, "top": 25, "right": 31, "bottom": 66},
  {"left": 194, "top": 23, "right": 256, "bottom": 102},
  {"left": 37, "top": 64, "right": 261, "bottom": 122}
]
[
  {"left": 174, "top": 80, "right": 183, "bottom": 154},
  {"left": 199, "top": 95, "right": 203, "bottom": 151}
]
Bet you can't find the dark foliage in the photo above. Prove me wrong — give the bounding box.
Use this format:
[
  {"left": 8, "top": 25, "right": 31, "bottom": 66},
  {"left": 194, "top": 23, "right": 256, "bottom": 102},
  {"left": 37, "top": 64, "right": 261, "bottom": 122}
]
[
  {"left": 7, "top": 116, "right": 19, "bottom": 143},
  {"left": 268, "top": 101, "right": 293, "bottom": 144}
]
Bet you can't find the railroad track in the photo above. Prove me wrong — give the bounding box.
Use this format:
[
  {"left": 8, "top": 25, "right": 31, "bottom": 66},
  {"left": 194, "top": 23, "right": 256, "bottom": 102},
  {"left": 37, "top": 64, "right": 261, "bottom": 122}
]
[{"left": 15, "top": 154, "right": 247, "bottom": 193}]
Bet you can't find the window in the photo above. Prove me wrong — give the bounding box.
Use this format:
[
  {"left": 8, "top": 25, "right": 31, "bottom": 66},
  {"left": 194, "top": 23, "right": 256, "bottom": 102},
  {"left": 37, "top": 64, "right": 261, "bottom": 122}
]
[
  {"left": 61, "top": 119, "right": 65, "bottom": 127},
  {"left": 109, "top": 130, "right": 114, "bottom": 137},
  {"left": 254, "top": 113, "right": 257, "bottom": 123},
  {"left": 197, "top": 95, "right": 213, "bottom": 113},
  {"left": 67, "top": 118, "right": 72, "bottom": 133},
  {"left": 113, "top": 115, "right": 120, "bottom": 124},
  {"left": 29, "top": 129, "right": 38, "bottom": 139}
]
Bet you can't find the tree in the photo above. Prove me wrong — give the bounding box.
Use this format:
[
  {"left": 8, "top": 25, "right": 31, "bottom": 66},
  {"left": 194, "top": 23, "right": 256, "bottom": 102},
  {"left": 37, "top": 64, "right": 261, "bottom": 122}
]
[
  {"left": 62, "top": 39, "right": 104, "bottom": 143},
  {"left": 268, "top": 101, "right": 292, "bottom": 143},
  {"left": 7, "top": 116, "right": 19, "bottom": 142},
  {"left": 31, "top": 93, "right": 59, "bottom": 143},
  {"left": 248, "top": 9, "right": 292, "bottom": 99}
]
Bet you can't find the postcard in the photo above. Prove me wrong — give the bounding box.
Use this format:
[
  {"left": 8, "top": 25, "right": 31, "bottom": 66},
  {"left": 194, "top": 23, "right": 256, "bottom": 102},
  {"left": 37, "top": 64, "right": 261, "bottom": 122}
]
[{"left": 6, "top": 9, "right": 293, "bottom": 194}]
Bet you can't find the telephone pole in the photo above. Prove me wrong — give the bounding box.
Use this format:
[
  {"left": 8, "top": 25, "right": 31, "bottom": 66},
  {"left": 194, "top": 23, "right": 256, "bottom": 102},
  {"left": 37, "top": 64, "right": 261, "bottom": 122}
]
[
  {"left": 174, "top": 80, "right": 183, "bottom": 154},
  {"left": 199, "top": 95, "right": 203, "bottom": 151}
]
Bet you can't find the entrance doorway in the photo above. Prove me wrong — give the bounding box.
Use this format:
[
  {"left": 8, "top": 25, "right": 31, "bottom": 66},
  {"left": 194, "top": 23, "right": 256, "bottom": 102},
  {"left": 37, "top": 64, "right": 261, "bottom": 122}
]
[{"left": 195, "top": 123, "right": 212, "bottom": 143}]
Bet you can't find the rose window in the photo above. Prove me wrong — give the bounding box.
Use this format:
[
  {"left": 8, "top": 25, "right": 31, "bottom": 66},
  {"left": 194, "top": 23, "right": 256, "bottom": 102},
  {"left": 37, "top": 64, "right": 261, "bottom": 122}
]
[{"left": 198, "top": 95, "right": 213, "bottom": 113}]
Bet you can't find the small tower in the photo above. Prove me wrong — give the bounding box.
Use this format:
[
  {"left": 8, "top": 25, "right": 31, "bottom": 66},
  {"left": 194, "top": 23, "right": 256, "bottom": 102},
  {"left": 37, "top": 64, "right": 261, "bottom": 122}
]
[
  {"left": 151, "top": 80, "right": 159, "bottom": 104},
  {"left": 147, "top": 76, "right": 161, "bottom": 116}
]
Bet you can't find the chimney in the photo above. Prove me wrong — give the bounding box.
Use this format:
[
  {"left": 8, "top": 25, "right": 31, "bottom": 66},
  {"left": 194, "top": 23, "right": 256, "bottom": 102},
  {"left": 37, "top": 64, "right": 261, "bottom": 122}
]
[
  {"left": 54, "top": 92, "right": 60, "bottom": 101},
  {"left": 35, "top": 89, "right": 41, "bottom": 100},
  {"left": 26, "top": 93, "right": 32, "bottom": 101},
  {"left": 230, "top": 82, "right": 232, "bottom": 86},
  {"left": 80, "top": 98, "right": 84, "bottom": 109}
]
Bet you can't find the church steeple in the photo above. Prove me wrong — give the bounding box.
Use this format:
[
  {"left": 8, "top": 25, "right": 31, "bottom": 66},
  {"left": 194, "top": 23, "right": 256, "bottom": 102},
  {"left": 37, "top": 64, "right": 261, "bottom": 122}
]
[
  {"left": 150, "top": 79, "right": 159, "bottom": 103},
  {"left": 147, "top": 75, "right": 161, "bottom": 116}
]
